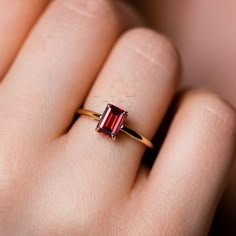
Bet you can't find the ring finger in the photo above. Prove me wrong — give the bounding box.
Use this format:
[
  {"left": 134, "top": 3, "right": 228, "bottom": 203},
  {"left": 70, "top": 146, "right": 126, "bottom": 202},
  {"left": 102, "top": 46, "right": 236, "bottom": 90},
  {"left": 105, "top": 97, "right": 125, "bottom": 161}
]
[{"left": 68, "top": 28, "right": 179, "bottom": 194}]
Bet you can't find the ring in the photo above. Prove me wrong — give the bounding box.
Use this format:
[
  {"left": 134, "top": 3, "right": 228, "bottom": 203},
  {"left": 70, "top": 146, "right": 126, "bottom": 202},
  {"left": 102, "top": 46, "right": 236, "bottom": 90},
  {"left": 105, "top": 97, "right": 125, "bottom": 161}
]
[{"left": 77, "top": 104, "right": 153, "bottom": 148}]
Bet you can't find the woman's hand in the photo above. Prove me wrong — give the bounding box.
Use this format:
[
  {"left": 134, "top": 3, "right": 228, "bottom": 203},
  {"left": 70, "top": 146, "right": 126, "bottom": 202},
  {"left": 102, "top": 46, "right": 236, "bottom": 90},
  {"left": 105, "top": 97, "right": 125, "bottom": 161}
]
[
  {"left": 128, "top": 1, "right": 236, "bottom": 232},
  {"left": 0, "top": 1, "right": 235, "bottom": 235}
]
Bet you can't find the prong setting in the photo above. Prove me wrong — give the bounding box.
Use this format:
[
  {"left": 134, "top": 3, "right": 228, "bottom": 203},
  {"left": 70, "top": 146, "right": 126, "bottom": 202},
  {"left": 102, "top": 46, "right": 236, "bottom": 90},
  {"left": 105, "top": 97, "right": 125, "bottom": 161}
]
[
  {"left": 96, "top": 104, "right": 127, "bottom": 140},
  {"left": 123, "top": 111, "right": 128, "bottom": 117},
  {"left": 77, "top": 106, "right": 154, "bottom": 148}
]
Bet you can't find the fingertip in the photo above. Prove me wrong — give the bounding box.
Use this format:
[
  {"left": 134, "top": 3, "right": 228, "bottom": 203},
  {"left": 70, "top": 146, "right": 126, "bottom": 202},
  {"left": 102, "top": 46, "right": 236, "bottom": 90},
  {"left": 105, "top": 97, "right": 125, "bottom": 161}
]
[{"left": 178, "top": 89, "right": 236, "bottom": 142}]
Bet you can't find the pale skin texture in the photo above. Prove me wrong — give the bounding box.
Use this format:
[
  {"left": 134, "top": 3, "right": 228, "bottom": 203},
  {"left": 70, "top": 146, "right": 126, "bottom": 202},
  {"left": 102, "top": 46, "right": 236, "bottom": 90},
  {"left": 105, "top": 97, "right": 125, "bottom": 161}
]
[
  {"left": 0, "top": 1, "right": 235, "bottom": 235},
  {"left": 129, "top": 0, "right": 236, "bottom": 232}
]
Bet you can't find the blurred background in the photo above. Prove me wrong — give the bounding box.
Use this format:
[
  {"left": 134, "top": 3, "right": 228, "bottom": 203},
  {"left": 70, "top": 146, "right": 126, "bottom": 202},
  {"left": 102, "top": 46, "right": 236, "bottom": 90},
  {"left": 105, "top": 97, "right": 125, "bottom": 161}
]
[{"left": 129, "top": 0, "right": 236, "bottom": 107}]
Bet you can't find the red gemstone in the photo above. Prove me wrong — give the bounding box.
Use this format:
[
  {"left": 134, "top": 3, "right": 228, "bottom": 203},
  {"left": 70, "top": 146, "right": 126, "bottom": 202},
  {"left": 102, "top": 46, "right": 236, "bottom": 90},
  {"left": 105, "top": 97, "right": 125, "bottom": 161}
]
[{"left": 96, "top": 104, "right": 127, "bottom": 139}]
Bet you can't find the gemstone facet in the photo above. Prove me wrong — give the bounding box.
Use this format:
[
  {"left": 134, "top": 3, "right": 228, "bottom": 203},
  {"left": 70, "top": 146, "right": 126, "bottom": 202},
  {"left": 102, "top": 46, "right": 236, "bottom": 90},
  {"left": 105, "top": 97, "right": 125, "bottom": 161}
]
[{"left": 96, "top": 104, "right": 127, "bottom": 139}]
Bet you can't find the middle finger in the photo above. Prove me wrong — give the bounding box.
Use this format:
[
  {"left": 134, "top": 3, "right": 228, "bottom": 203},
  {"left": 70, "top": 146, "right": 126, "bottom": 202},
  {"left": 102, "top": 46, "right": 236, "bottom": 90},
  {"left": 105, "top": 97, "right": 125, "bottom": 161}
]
[{"left": 0, "top": 0, "right": 133, "bottom": 143}]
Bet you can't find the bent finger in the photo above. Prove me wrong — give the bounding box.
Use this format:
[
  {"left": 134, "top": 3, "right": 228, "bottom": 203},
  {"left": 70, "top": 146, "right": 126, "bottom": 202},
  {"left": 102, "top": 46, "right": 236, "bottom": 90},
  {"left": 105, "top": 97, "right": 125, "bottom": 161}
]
[{"left": 140, "top": 91, "right": 236, "bottom": 235}]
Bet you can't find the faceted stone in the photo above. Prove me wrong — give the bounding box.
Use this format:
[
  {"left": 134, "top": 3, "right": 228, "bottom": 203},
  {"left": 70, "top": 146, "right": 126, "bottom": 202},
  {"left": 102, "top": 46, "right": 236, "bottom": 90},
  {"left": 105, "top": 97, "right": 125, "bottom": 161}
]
[{"left": 96, "top": 104, "right": 127, "bottom": 139}]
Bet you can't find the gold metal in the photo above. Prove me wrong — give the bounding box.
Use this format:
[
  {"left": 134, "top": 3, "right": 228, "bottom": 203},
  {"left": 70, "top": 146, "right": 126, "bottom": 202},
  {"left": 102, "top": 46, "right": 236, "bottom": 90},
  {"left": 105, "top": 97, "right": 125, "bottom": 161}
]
[
  {"left": 111, "top": 134, "right": 117, "bottom": 141},
  {"left": 77, "top": 108, "right": 154, "bottom": 148}
]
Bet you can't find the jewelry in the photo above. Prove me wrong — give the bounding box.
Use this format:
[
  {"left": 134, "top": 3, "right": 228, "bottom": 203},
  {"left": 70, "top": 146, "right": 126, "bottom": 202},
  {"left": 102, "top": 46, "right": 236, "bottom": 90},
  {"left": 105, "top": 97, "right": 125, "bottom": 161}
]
[{"left": 78, "top": 104, "right": 153, "bottom": 148}]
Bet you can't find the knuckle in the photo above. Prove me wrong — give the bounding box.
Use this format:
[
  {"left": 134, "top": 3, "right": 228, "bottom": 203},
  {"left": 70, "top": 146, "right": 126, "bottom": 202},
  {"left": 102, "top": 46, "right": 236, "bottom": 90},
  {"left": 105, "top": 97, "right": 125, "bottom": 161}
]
[
  {"left": 120, "top": 27, "right": 180, "bottom": 81},
  {"left": 58, "top": 0, "right": 116, "bottom": 21},
  {"left": 183, "top": 89, "right": 236, "bottom": 134}
]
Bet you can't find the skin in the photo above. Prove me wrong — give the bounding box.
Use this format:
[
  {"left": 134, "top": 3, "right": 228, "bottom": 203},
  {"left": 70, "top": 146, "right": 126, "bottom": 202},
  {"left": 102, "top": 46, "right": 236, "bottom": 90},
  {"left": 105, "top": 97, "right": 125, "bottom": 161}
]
[
  {"left": 129, "top": 0, "right": 236, "bottom": 232},
  {"left": 130, "top": 0, "right": 236, "bottom": 106},
  {"left": 0, "top": 1, "right": 235, "bottom": 235}
]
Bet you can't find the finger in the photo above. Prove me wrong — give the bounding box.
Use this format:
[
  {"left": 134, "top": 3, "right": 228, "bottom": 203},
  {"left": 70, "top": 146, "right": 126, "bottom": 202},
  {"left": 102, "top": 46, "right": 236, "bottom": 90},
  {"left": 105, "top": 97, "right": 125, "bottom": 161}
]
[
  {"left": 0, "top": 0, "right": 50, "bottom": 79},
  {"left": 139, "top": 91, "right": 236, "bottom": 235},
  {"left": 68, "top": 28, "right": 179, "bottom": 194},
  {"left": 0, "top": 0, "right": 137, "bottom": 143}
]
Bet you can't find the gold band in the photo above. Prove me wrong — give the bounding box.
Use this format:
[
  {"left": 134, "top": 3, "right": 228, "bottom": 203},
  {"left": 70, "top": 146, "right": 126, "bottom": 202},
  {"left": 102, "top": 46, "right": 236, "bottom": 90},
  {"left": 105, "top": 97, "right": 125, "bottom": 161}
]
[{"left": 77, "top": 108, "right": 153, "bottom": 148}]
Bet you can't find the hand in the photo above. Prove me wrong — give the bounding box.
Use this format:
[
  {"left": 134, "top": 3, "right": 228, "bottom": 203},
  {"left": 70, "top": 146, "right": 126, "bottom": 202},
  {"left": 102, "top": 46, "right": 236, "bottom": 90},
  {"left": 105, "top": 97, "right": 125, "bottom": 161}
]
[
  {"left": 0, "top": 1, "right": 235, "bottom": 235},
  {"left": 128, "top": 1, "right": 236, "bottom": 232},
  {"left": 129, "top": 0, "right": 236, "bottom": 105}
]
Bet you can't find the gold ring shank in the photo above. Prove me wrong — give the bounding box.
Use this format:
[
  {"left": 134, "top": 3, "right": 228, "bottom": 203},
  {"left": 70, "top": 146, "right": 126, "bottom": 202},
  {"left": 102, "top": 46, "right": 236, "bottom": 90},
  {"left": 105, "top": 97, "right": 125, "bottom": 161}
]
[{"left": 77, "top": 109, "right": 153, "bottom": 148}]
